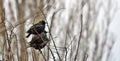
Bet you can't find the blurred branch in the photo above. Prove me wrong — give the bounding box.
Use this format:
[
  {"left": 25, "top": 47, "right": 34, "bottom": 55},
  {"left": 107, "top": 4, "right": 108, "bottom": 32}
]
[
  {"left": 15, "top": 0, "right": 27, "bottom": 61},
  {"left": 74, "top": 14, "right": 83, "bottom": 61}
]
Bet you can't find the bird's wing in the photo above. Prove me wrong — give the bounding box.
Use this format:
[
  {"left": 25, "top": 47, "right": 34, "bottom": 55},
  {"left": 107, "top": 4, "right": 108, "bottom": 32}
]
[{"left": 27, "top": 23, "right": 39, "bottom": 33}]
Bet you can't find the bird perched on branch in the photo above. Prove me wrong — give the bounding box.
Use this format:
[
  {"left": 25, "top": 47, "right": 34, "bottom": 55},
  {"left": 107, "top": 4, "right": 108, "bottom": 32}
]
[
  {"left": 26, "top": 20, "right": 46, "bottom": 38},
  {"left": 29, "top": 31, "right": 49, "bottom": 50}
]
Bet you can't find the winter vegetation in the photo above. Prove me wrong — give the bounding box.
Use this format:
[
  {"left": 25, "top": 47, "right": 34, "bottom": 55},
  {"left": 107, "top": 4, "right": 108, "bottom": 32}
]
[{"left": 0, "top": 0, "right": 117, "bottom": 61}]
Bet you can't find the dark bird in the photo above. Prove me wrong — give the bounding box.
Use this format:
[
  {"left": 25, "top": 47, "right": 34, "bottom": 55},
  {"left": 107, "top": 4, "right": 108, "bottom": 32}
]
[
  {"left": 29, "top": 31, "right": 49, "bottom": 50},
  {"left": 26, "top": 20, "right": 46, "bottom": 38}
]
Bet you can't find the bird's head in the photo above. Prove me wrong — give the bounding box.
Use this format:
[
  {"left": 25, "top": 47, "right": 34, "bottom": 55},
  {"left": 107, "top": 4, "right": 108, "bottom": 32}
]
[{"left": 39, "top": 20, "right": 46, "bottom": 25}]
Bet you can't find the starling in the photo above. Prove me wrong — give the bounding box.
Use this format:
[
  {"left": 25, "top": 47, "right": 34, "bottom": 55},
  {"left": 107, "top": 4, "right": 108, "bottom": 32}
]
[
  {"left": 26, "top": 20, "right": 46, "bottom": 38},
  {"left": 29, "top": 31, "right": 49, "bottom": 50}
]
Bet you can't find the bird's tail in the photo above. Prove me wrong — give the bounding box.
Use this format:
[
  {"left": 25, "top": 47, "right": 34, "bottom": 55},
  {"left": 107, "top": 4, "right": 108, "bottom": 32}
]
[{"left": 26, "top": 33, "right": 31, "bottom": 38}]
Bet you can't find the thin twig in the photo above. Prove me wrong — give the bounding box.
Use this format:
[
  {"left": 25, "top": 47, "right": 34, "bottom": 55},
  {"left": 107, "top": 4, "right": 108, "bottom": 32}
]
[
  {"left": 39, "top": 9, "right": 62, "bottom": 61},
  {"left": 47, "top": 46, "right": 56, "bottom": 61},
  {"left": 39, "top": 49, "right": 47, "bottom": 61},
  {"left": 74, "top": 14, "right": 83, "bottom": 61}
]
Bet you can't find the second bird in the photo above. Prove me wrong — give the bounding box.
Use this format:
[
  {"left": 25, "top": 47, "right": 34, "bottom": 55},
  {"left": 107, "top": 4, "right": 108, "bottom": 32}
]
[
  {"left": 26, "top": 20, "right": 46, "bottom": 38},
  {"left": 29, "top": 31, "right": 49, "bottom": 50}
]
